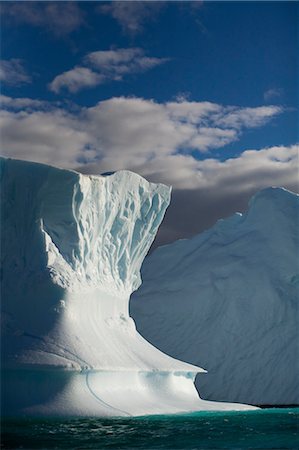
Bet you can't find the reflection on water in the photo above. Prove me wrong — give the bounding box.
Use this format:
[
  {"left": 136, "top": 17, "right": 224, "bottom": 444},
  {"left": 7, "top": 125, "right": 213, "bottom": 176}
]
[{"left": 2, "top": 408, "right": 299, "bottom": 449}]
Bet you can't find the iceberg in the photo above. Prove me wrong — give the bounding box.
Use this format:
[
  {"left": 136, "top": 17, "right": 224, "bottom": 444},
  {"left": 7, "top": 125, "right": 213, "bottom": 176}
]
[
  {"left": 1, "top": 157, "right": 255, "bottom": 417},
  {"left": 131, "top": 187, "right": 299, "bottom": 406}
]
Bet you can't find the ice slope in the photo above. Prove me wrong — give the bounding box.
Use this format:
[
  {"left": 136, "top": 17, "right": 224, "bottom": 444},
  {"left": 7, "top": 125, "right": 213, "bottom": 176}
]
[
  {"left": 131, "top": 187, "right": 299, "bottom": 406},
  {"left": 1, "top": 157, "right": 255, "bottom": 417}
]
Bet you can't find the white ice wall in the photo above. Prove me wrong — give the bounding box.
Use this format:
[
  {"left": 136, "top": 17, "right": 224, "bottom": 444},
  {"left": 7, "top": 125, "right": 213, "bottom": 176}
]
[
  {"left": 1, "top": 156, "right": 189, "bottom": 371},
  {"left": 131, "top": 187, "right": 299, "bottom": 405},
  {"left": 1, "top": 157, "right": 255, "bottom": 416}
]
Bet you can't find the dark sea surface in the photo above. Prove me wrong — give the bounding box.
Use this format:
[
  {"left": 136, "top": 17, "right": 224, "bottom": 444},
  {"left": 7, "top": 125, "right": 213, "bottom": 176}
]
[{"left": 1, "top": 408, "right": 298, "bottom": 450}]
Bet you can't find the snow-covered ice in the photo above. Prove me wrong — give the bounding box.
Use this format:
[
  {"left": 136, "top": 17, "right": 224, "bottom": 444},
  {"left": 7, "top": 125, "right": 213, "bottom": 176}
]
[
  {"left": 131, "top": 187, "right": 299, "bottom": 406},
  {"left": 1, "top": 157, "right": 256, "bottom": 416}
]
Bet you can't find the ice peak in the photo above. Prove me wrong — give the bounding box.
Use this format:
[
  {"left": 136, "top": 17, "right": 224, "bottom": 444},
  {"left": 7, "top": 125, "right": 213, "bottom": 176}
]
[
  {"left": 249, "top": 186, "right": 298, "bottom": 207},
  {"left": 244, "top": 186, "right": 299, "bottom": 230},
  {"left": 1, "top": 157, "right": 171, "bottom": 295}
]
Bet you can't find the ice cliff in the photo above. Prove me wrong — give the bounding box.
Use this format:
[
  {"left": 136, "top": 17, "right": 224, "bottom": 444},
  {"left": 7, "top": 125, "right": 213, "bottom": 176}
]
[
  {"left": 1, "top": 157, "right": 255, "bottom": 417},
  {"left": 131, "top": 187, "right": 299, "bottom": 406}
]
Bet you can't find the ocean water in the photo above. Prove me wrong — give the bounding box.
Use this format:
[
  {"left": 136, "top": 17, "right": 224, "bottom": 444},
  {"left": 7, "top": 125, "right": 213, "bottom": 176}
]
[{"left": 1, "top": 408, "right": 298, "bottom": 449}]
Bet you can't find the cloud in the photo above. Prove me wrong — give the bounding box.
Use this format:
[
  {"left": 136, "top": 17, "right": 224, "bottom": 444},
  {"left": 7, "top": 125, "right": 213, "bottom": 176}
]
[
  {"left": 1, "top": 2, "right": 84, "bottom": 37},
  {"left": 1, "top": 95, "right": 294, "bottom": 247},
  {"left": 49, "top": 48, "right": 168, "bottom": 94},
  {"left": 0, "top": 108, "right": 93, "bottom": 167},
  {"left": 49, "top": 67, "right": 105, "bottom": 94},
  {"left": 98, "top": 1, "right": 205, "bottom": 36},
  {"left": 264, "top": 88, "right": 284, "bottom": 102},
  {"left": 0, "top": 59, "right": 31, "bottom": 86},
  {"left": 215, "top": 106, "right": 282, "bottom": 129},
  {"left": 0, "top": 96, "right": 284, "bottom": 168},
  {"left": 0, "top": 95, "right": 49, "bottom": 110},
  {"left": 135, "top": 145, "right": 298, "bottom": 192},
  {"left": 151, "top": 144, "right": 298, "bottom": 248},
  {"left": 98, "top": 1, "right": 164, "bottom": 35},
  {"left": 77, "top": 97, "right": 278, "bottom": 158},
  {"left": 85, "top": 48, "right": 169, "bottom": 76}
]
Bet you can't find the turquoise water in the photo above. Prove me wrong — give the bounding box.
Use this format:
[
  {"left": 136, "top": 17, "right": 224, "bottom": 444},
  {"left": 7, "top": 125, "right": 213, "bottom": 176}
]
[{"left": 2, "top": 408, "right": 298, "bottom": 449}]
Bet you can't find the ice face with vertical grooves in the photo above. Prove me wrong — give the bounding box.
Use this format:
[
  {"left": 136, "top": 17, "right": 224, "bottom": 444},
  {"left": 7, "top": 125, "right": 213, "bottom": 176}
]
[{"left": 1, "top": 157, "right": 256, "bottom": 416}]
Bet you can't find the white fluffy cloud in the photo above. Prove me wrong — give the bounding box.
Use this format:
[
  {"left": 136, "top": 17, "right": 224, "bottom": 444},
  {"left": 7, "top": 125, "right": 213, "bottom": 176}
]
[
  {"left": 0, "top": 59, "right": 31, "bottom": 86},
  {"left": 98, "top": 1, "right": 203, "bottom": 36},
  {"left": 49, "top": 48, "right": 168, "bottom": 94},
  {"left": 0, "top": 108, "right": 93, "bottom": 167},
  {"left": 216, "top": 106, "right": 283, "bottom": 129},
  {"left": 150, "top": 144, "right": 298, "bottom": 247},
  {"left": 85, "top": 48, "right": 168, "bottom": 76},
  {"left": 1, "top": 95, "right": 295, "bottom": 245},
  {"left": 49, "top": 67, "right": 105, "bottom": 94},
  {"left": 134, "top": 145, "right": 298, "bottom": 191},
  {"left": 98, "top": 1, "right": 164, "bottom": 35},
  {"left": 0, "top": 96, "right": 284, "bottom": 171},
  {"left": 1, "top": 2, "right": 84, "bottom": 37},
  {"left": 0, "top": 95, "right": 51, "bottom": 110}
]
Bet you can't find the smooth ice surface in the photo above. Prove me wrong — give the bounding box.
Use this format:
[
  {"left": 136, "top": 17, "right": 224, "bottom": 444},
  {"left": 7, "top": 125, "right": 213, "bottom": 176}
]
[
  {"left": 131, "top": 187, "right": 299, "bottom": 405},
  {"left": 1, "top": 157, "right": 255, "bottom": 416}
]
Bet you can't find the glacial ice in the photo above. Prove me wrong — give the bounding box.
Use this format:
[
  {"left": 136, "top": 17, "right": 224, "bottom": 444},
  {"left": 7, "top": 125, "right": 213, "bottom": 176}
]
[
  {"left": 1, "top": 157, "right": 256, "bottom": 416},
  {"left": 131, "top": 187, "right": 299, "bottom": 406}
]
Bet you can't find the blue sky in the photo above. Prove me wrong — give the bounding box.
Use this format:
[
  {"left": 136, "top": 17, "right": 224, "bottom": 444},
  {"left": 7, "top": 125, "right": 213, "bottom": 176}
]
[{"left": 0, "top": 1, "right": 298, "bottom": 244}]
